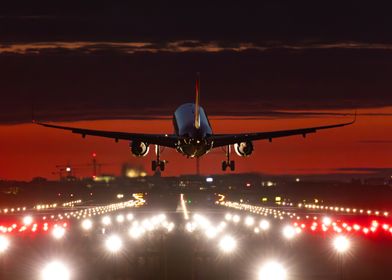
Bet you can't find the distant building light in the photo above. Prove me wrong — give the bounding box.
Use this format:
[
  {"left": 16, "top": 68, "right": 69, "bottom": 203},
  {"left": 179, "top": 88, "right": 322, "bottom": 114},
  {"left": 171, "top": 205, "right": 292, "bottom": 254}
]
[
  {"left": 262, "top": 197, "right": 268, "bottom": 202},
  {"left": 246, "top": 183, "right": 251, "bottom": 187},
  {"left": 206, "top": 177, "right": 213, "bottom": 183},
  {"left": 65, "top": 167, "right": 71, "bottom": 173},
  {"left": 126, "top": 168, "right": 147, "bottom": 178},
  {"left": 295, "top": 178, "right": 300, "bottom": 182},
  {"left": 275, "top": 197, "right": 281, "bottom": 202},
  {"left": 117, "top": 194, "right": 124, "bottom": 199},
  {"left": 94, "top": 175, "right": 115, "bottom": 183}
]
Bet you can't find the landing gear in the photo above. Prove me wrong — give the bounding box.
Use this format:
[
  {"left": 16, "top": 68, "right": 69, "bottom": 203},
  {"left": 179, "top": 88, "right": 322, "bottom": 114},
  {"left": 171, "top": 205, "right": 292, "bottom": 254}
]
[
  {"left": 152, "top": 145, "right": 167, "bottom": 171},
  {"left": 222, "top": 145, "right": 235, "bottom": 171}
]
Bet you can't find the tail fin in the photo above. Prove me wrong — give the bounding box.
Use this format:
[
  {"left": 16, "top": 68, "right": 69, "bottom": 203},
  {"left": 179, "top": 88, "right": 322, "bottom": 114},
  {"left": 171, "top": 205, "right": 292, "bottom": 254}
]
[{"left": 194, "top": 73, "right": 201, "bottom": 129}]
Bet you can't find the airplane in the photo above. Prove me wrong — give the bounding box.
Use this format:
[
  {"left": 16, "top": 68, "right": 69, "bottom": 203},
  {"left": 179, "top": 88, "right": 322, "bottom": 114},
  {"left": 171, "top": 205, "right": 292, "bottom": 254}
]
[{"left": 36, "top": 76, "right": 356, "bottom": 172}]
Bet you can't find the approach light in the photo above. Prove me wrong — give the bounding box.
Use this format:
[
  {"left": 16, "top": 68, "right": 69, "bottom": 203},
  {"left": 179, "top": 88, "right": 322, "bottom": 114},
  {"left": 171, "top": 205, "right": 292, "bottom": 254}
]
[
  {"left": 41, "top": 261, "right": 70, "bottom": 280},
  {"left": 218, "top": 235, "right": 237, "bottom": 253},
  {"left": 105, "top": 234, "right": 123, "bottom": 253},
  {"left": 258, "top": 261, "right": 287, "bottom": 280},
  {"left": 333, "top": 235, "right": 350, "bottom": 253}
]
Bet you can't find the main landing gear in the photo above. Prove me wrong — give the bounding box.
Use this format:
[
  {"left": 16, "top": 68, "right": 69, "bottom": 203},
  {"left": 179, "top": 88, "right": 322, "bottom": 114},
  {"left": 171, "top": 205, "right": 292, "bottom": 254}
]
[
  {"left": 152, "top": 145, "right": 167, "bottom": 171},
  {"left": 222, "top": 145, "right": 235, "bottom": 171}
]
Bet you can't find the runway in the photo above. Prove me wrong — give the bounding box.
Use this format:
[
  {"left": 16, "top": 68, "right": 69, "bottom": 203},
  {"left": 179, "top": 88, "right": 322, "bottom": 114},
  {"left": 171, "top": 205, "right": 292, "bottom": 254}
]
[{"left": 0, "top": 193, "right": 391, "bottom": 280}]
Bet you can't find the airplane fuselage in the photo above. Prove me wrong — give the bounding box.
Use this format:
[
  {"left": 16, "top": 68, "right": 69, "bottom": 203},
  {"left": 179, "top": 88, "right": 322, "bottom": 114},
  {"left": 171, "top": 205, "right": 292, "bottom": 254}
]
[{"left": 173, "top": 103, "right": 213, "bottom": 157}]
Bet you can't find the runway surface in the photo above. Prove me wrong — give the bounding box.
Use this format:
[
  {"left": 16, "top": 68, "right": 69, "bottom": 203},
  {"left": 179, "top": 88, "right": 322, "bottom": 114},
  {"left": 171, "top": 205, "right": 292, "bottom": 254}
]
[{"left": 0, "top": 192, "right": 391, "bottom": 280}]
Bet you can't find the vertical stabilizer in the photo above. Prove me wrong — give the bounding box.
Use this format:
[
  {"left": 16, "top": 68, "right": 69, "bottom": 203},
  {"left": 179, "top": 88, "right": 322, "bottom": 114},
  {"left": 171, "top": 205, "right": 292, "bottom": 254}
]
[{"left": 194, "top": 73, "right": 201, "bottom": 129}]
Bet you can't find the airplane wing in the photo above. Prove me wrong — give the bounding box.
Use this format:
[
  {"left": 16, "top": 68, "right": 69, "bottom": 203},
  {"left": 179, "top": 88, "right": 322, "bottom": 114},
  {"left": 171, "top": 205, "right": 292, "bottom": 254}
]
[
  {"left": 211, "top": 116, "right": 356, "bottom": 148},
  {"left": 36, "top": 122, "right": 178, "bottom": 148}
]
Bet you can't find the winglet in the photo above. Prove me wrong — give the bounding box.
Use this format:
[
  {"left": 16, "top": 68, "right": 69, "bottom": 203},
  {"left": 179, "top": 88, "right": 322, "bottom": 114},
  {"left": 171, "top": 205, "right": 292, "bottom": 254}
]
[
  {"left": 352, "top": 109, "right": 357, "bottom": 124},
  {"left": 31, "top": 104, "right": 36, "bottom": 123},
  {"left": 194, "top": 73, "right": 201, "bottom": 129}
]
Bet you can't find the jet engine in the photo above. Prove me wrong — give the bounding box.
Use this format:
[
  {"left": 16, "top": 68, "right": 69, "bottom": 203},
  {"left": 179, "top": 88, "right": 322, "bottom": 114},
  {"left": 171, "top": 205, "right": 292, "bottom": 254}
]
[
  {"left": 130, "top": 141, "right": 150, "bottom": 157},
  {"left": 234, "top": 141, "right": 254, "bottom": 157}
]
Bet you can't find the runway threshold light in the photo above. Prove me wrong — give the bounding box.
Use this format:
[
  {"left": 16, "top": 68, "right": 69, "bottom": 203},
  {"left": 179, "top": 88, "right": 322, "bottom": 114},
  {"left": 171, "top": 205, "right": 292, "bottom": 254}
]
[
  {"left": 258, "top": 261, "right": 287, "bottom": 280},
  {"left": 41, "top": 261, "right": 70, "bottom": 280}
]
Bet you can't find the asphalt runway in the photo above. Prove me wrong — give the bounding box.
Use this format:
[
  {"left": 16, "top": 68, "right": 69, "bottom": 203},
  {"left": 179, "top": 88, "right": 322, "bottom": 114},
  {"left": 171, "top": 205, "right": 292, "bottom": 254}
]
[{"left": 0, "top": 193, "right": 391, "bottom": 280}]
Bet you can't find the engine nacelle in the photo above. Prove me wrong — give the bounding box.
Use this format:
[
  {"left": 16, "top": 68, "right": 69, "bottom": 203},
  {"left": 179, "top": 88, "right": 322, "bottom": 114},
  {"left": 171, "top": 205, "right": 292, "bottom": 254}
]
[
  {"left": 130, "top": 141, "right": 150, "bottom": 157},
  {"left": 234, "top": 141, "right": 254, "bottom": 157}
]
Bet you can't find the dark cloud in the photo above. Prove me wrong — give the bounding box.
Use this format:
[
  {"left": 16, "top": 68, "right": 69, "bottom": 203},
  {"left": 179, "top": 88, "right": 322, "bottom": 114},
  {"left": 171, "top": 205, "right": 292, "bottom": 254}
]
[
  {"left": 0, "top": 45, "right": 391, "bottom": 124},
  {"left": 3, "top": 41, "right": 392, "bottom": 55},
  {"left": 1, "top": 2, "right": 391, "bottom": 124},
  {"left": 1, "top": 2, "right": 392, "bottom": 44}
]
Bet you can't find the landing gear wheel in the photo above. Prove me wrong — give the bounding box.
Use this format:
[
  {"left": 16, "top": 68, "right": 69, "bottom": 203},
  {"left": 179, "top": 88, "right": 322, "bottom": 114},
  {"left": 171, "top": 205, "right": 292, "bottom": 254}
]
[
  {"left": 152, "top": 160, "right": 157, "bottom": 171},
  {"left": 152, "top": 145, "right": 167, "bottom": 172},
  {"left": 222, "top": 161, "right": 228, "bottom": 171},
  {"left": 229, "top": 160, "right": 235, "bottom": 171},
  {"left": 222, "top": 145, "right": 235, "bottom": 171},
  {"left": 159, "top": 161, "right": 165, "bottom": 171}
]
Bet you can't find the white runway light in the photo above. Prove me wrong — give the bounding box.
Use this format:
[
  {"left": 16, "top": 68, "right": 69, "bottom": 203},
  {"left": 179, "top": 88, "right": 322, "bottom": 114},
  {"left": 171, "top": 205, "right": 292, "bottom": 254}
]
[
  {"left": 282, "top": 225, "right": 296, "bottom": 239},
  {"left": 23, "top": 215, "right": 33, "bottom": 225},
  {"left": 105, "top": 234, "right": 123, "bottom": 253},
  {"left": 116, "top": 215, "right": 125, "bottom": 223},
  {"left": 0, "top": 235, "right": 10, "bottom": 253},
  {"left": 258, "top": 261, "right": 287, "bottom": 280},
  {"left": 232, "top": 215, "right": 240, "bottom": 223},
  {"left": 333, "top": 235, "right": 350, "bottom": 253},
  {"left": 259, "top": 220, "right": 270, "bottom": 231},
  {"left": 41, "top": 261, "right": 70, "bottom": 280},
  {"left": 81, "top": 219, "right": 93, "bottom": 231},
  {"left": 129, "top": 226, "right": 145, "bottom": 239},
  {"left": 219, "top": 235, "right": 237, "bottom": 253},
  {"left": 52, "top": 227, "right": 66, "bottom": 240},
  {"left": 102, "top": 216, "right": 111, "bottom": 226},
  {"left": 245, "top": 216, "right": 255, "bottom": 226}
]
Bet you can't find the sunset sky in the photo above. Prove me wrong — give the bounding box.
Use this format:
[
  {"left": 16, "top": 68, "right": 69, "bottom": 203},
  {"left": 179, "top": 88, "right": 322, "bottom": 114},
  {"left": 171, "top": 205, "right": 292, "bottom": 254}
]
[{"left": 1, "top": 2, "right": 392, "bottom": 180}]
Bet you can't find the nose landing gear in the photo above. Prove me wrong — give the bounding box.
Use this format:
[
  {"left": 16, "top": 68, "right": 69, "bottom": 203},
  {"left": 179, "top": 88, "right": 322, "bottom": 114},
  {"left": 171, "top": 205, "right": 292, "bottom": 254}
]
[
  {"left": 152, "top": 145, "right": 167, "bottom": 171},
  {"left": 222, "top": 145, "right": 235, "bottom": 171}
]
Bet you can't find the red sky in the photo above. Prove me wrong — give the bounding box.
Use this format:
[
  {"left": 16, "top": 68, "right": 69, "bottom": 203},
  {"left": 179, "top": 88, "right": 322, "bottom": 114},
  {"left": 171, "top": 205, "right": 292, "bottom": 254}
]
[{"left": 1, "top": 107, "right": 391, "bottom": 181}]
